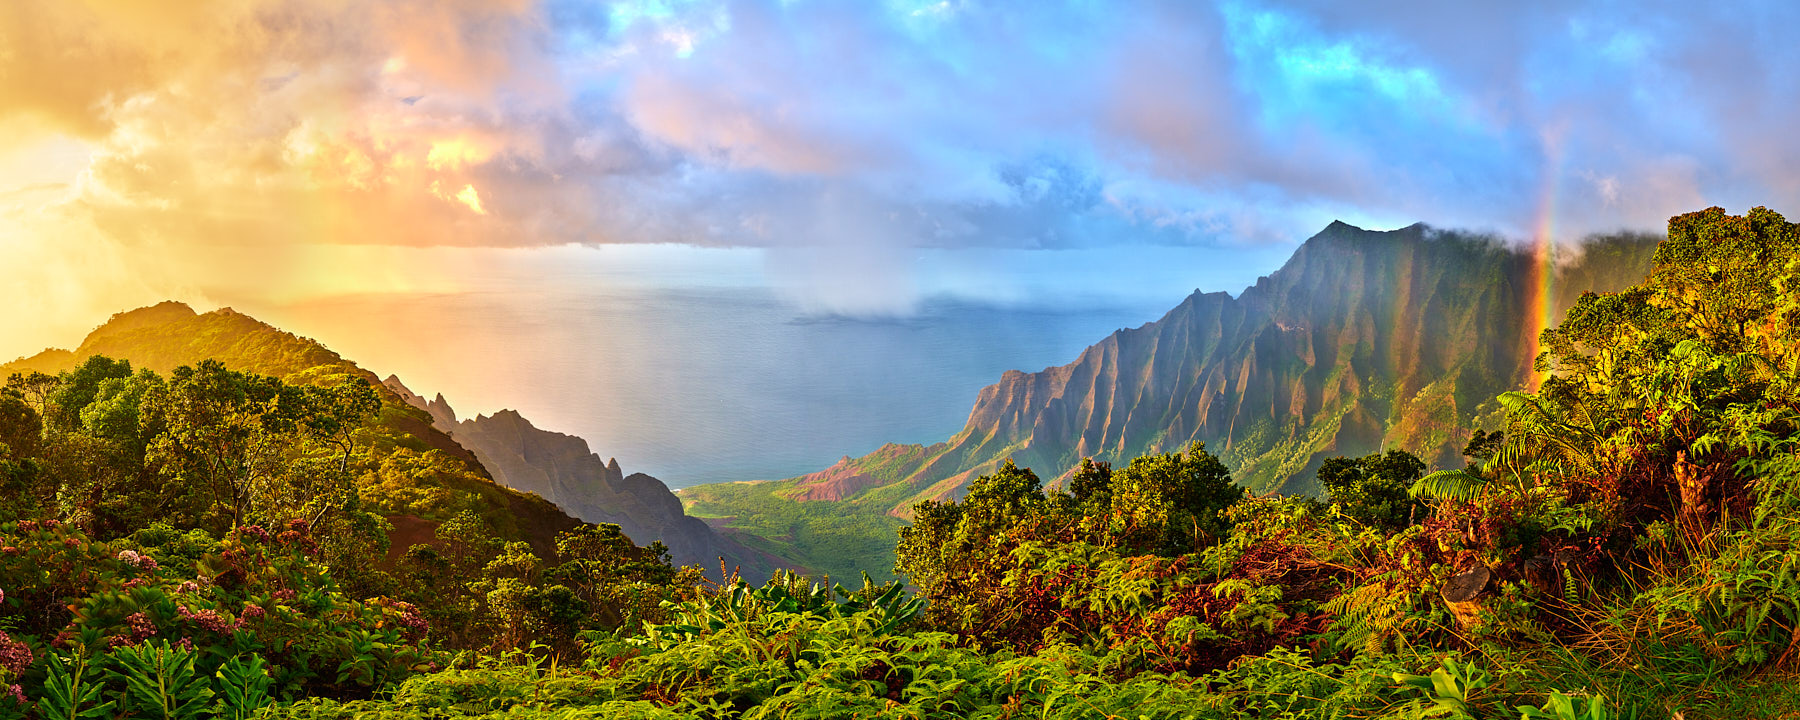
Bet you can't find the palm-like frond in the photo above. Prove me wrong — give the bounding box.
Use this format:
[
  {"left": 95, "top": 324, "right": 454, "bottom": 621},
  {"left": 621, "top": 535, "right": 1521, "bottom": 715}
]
[{"left": 1409, "top": 469, "right": 1489, "bottom": 503}]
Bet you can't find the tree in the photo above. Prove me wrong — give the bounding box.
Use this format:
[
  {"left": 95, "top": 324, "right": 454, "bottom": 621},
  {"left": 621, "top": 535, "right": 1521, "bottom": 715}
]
[
  {"left": 0, "top": 387, "right": 41, "bottom": 460},
  {"left": 0, "top": 360, "right": 167, "bottom": 533},
  {"left": 1651, "top": 205, "right": 1800, "bottom": 353},
  {"left": 46, "top": 355, "right": 133, "bottom": 432},
  {"left": 1107, "top": 442, "right": 1243, "bottom": 553},
  {"left": 1318, "top": 449, "right": 1427, "bottom": 528},
  {"left": 0, "top": 388, "right": 44, "bottom": 521},
  {"left": 1067, "top": 457, "right": 1113, "bottom": 508},
  {"left": 895, "top": 460, "right": 1046, "bottom": 603},
  {"left": 960, "top": 460, "right": 1048, "bottom": 532},
  {"left": 1461, "top": 429, "right": 1504, "bottom": 469},
  {"left": 57, "top": 369, "right": 164, "bottom": 535},
  {"left": 5, "top": 371, "right": 60, "bottom": 420},
  {"left": 142, "top": 360, "right": 379, "bottom": 531},
  {"left": 545, "top": 523, "right": 686, "bottom": 632}
]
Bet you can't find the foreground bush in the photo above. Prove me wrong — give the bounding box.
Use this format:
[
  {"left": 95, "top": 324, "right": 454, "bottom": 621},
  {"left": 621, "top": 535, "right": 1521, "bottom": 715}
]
[
  {"left": 258, "top": 578, "right": 1426, "bottom": 720},
  {"left": 0, "top": 519, "right": 435, "bottom": 712}
]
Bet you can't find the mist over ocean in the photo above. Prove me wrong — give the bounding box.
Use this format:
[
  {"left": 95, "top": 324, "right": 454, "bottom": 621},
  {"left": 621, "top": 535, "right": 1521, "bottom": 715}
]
[{"left": 244, "top": 288, "right": 1166, "bottom": 488}]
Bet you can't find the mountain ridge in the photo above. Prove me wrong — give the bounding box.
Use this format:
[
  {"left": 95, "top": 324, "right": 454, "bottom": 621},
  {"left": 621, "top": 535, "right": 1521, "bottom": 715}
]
[
  {"left": 0, "top": 301, "right": 582, "bottom": 557},
  {"left": 380, "top": 375, "right": 772, "bottom": 574},
  {"left": 719, "top": 221, "right": 1662, "bottom": 518},
  {"left": 0, "top": 301, "right": 761, "bottom": 574}
]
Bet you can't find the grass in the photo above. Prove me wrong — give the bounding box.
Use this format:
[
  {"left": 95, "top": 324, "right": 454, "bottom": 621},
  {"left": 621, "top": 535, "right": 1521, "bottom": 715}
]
[{"left": 680, "top": 479, "right": 906, "bottom": 584}]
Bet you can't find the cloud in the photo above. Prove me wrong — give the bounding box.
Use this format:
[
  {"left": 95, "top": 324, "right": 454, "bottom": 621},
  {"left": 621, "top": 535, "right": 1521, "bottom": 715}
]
[{"left": 5, "top": 0, "right": 1800, "bottom": 322}]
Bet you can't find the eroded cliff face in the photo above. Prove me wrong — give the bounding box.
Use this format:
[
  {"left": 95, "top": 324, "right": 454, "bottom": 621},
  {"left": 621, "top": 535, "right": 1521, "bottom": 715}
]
[
  {"left": 781, "top": 222, "right": 1659, "bottom": 515},
  {"left": 942, "top": 221, "right": 1539, "bottom": 497},
  {"left": 382, "top": 376, "right": 764, "bottom": 574}
]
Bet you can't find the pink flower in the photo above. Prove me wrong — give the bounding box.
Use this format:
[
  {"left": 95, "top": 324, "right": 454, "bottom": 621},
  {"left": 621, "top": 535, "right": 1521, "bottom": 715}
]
[
  {"left": 115, "top": 550, "right": 159, "bottom": 572},
  {"left": 4, "top": 684, "right": 22, "bottom": 706},
  {"left": 392, "top": 601, "right": 429, "bottom": 635},
  {"left": 0, "top": 632, "right": 32, "bottom": 676},
  {"left": 123, "top": 612, "right": 157, "bottom": 643},
  {"left": 176, "top": 606, "right": 242, "bottom": 634}
]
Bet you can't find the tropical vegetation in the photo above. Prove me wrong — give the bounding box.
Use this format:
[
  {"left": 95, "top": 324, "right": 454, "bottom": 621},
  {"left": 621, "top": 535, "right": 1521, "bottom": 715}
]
[{"left": 2, "top": 206, "right": 1799, "bottom": 717}]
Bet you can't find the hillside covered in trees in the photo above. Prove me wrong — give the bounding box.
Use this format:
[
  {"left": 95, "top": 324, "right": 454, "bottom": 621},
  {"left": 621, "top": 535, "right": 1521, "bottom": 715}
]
[
  {"left": 0, "top": 301, "right": 584, "bottom": 557},
  {"left": 2, "top": 206, "right": 1799, "bottom": 718},
  {"left": 0, "top": 301, "right": 763, "bottom": 576}
]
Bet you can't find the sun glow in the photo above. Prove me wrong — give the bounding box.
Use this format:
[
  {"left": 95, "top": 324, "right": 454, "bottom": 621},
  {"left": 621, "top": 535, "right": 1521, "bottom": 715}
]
[
  {"left": 426, "top": 137, "right": 495, "bottom": 171},
  {"left": 454, "top": 184, "right": 487, "bottom": 215}
]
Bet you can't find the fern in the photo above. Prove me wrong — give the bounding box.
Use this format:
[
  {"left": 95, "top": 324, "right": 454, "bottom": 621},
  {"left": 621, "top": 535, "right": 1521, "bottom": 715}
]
[
  {"left": 1323, "top": 579, "right": 1418, "bottom": 654},
  {"left": 36, "top": 653, "right": 113, "bottom": 720},
  {"left": 214, "top": 653, "right": 275, "bottom": 720},
  {"left": 1409, "top": 469, "right": 1489, "bottom": 503},
  {"left": 107, "top": 640, "right": 215, "bottom": 720}
]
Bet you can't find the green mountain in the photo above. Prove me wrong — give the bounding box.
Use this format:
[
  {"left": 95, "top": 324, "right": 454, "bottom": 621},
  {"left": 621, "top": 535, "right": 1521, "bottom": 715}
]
[
  {"left": 1, "top": 301, "right": 752, "bottom": 571},
  {"left": 682, "top": 222, "right": 1659, "bottom": 576}
]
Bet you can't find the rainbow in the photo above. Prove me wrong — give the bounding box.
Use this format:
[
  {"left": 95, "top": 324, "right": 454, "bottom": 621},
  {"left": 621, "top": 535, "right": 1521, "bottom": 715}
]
[{"left": 1523, "top": 137, "right": 1564, "bottom": 390}]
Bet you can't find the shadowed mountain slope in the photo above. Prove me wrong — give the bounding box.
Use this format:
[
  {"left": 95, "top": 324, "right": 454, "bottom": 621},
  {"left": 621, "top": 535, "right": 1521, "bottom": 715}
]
[{"left": 382, "top": 376, "right": 772, "bottom": 576}]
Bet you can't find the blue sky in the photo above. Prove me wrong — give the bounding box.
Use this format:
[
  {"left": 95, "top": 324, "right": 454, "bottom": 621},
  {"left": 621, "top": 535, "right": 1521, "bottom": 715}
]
[
  {"left": 522, "top": 0, "right": 1799, "bottom": 248},
  {"left": 3, "top": 0, "right": 1800, "bottom": 350}
]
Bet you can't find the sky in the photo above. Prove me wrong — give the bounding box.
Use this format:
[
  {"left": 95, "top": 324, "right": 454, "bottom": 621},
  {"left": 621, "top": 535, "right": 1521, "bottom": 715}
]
[{"left": 5, "top": 0, "right": 1800, "bottom": 362}]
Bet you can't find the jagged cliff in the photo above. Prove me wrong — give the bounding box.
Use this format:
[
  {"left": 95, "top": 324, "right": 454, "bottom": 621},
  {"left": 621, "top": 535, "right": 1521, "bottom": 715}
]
[
  {"left": 382, "top": 376, "right": 767, "bottom": 575},
  {"left": 766, "top": 222, "right": 1660, "bottom": 515}
]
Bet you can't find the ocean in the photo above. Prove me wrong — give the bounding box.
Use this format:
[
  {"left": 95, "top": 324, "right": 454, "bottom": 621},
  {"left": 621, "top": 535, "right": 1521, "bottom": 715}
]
[{"left": 241, "top": 287, "right": 1169, "bottom": 488}]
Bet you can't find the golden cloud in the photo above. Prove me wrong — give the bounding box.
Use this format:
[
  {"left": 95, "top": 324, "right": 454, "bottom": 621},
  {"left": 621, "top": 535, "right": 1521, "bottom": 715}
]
[{"left": 0, "top": 0, "right": 572, "bottom": 253}]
